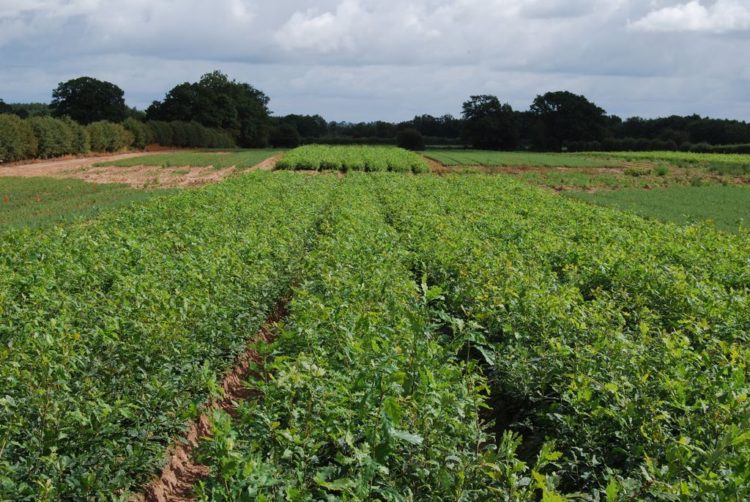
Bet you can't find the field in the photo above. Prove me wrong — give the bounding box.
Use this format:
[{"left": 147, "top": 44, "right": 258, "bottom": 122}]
[
  {"left": 2, "top": 148, "right": 750, "bottom": 500},
  {"left": 569, "top": 185, "right": 750, "bottom": 233},
  {"left": 95, "top": 150, "right": 284, "bottom": 170},
  {"left": 0, "top": 177, "right": 168, "bottom": 228},
  {"left": 585, "top": 151, "right": 750, "bottom": 175},
  {"left": 276, "top": 145, "right": 429, "bottom": 173},
  {"left": 424, "top": 150, "right": 624, "bottom": 168}
]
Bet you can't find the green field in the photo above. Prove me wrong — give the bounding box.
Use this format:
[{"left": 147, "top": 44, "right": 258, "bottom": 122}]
[
  {"left": 94, "top": 149, "right": 282, "bottom": 169},
  {"left": 1, "top": 167, "right": 749, "bottom": 500},
  {"left": 569, "top": 185, "right": 750, "bottom": 233},
  {"left": 277, "top": 145, "right": 429, "bottom": 173},
  {"left": 0, "top": 177, "right": 168, "bottom": 228},
  {"left": 586, "top": 151, "right": 750, "bottom": 175},
  {"left": 425, "top": 149, "right": 624, "bottom": 168}
]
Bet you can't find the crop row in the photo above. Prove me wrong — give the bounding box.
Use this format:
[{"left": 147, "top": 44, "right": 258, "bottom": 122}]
[
  {"left": 0, "top": 172, "right": 338, "bottom": 499},
  {"left": 375, "top": 174, "right": 750, "bottom": 499},
  {"left": 276, "top": 145, "right": 429, "bottom": 173},
  {"left": 193, "top": 175, "right": 561, "bottom": 500}
]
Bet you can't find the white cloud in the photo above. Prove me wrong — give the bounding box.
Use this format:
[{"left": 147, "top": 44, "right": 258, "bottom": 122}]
[{"left": 630, "top": 0, "right": 750, "bottom": 33}]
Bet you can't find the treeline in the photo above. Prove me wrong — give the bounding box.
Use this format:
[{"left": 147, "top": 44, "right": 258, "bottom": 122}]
[{"left": 0, "top": 114, "right": 234, "bottom": 163}]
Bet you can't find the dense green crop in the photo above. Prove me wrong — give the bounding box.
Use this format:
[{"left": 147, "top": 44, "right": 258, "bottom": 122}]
[
  {"left": 587, "top": 151, "right": 750, "bottom": 174},
  {"left": 376, "top": 174, "right": 750, "bottom": 499},
  {"left": 276, "top": 145, "right": 429, "bottom": 173},
  {"left": 425, "top": 150, "right": 622, "bottom": 168},
  {"left": 0, "top": 172, "right": 337, "bottom": 500}
]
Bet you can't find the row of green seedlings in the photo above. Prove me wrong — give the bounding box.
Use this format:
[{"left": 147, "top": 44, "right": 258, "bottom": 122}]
[
  {"left": 375, "top": 173, "right": 750, "bottom": 500},
  {"left": 193, "top": 174, "right": 564, "bottom": 500},
  {"left": 276, "top": 145, "right": 430, "bottom": 174},
  {"left": 0, "top": 172, "right": 338, "bottom": 500}
]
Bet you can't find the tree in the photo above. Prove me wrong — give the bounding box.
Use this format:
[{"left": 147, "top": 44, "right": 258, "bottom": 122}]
[
  {"left": 461, "top": 95, "right": 519, "bottom": 150},
  {"left": 269, "top": 124, "right": 301, "bottom": 148},
  {"left": 51, "top": 77, "right": 127, "bottom": 124},
  {"left": 0, "top": 99, "right": 11, "bottom": 114},
  {"left": 530, "top": 91, "right": 606, "bottom": 150},
  {"left": 396, "top": 128, "right": 425, "bottom": 150},
  {"left": 147, "top": 71, "right": 271, "bottom": 147}
]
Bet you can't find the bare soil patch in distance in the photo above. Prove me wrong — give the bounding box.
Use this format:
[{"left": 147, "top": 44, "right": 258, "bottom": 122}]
[
  {"left": 0, "top": 152, "right": 165, "bottom": 178},
  {"left": 251, "top": 153, "right": 283, "bottom": 171}
]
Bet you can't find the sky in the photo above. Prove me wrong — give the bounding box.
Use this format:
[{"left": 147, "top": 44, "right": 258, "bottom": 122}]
[{"left": 1, "top": 0, "right": 749, "bottom": 122}]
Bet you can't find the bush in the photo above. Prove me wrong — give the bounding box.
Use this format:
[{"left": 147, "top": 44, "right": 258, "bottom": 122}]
[
  {"left": 123, "top": 118, "right": 153, "bottom": 150},
  {"left": 28, "top": 116, "right": 76, "bottom": 158},
  {"left": 269, "top": 124, "right": 301, "bottom": 148},
  {"left": 87, "top": 121, "right": 132, "bottom": 152},
  {"left": 396, "top": 128, "right": 426, "bottom": 150},
  {"left": 62, "top": 117, "right": 90, "bottom": 154},
  {"left": 0, "top": 114, "right": 38, "bottom": 162},
  {"left": 654, "top": 165, "right": 670, "bottom": 176},
  {"left": 624, "top": 167, "right": 651, "bottom": 177}
]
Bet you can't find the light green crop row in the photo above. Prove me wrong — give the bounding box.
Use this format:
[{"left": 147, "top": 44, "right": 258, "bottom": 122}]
[
  {"left": 377, "top": 174, "right": 750, "bottom": 499},
  {"left": 0, "top": 172, "right": 338, "bottom": 500},
  {"left": 276, "top": 145, "right": 429, "bottom": 173}
]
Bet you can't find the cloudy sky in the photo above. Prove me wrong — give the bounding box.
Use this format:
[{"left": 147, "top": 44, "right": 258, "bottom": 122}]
[{"left": 1, "top": 0, "right": 749, "bottom": 122}]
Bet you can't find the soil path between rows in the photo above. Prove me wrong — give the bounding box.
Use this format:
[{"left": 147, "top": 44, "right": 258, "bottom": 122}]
[{"left": 134, "top": 298, "right": 288, "bottom": 502}]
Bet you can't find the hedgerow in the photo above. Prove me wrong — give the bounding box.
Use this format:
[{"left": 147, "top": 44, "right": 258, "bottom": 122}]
[
  {"left": 0, "top": 113, "right": 38, "bottom": 162},
  {"left": 28, "top": 116, "right": 77, "bottom": 158}
]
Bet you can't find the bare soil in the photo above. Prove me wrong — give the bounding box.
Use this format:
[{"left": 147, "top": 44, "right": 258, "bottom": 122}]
[
  {"left": 0, "top": 152, "right": 282, "bottom": 189},
  {"left": 135, "top": 299, "right": 288, "bottom": 502}
]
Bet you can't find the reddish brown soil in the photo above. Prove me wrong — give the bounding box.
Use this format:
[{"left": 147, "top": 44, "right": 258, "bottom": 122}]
[
  {"left": 251, "top": 154, "right": 283, "bottom": 171},
  {"left": 0, "top": 152, "right": 165, "bottom": 178},
  {"left": 135, "top": 299, "right": 288, "bottom": 502}
]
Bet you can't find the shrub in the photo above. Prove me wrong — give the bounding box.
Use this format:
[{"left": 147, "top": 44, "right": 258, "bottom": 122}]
[
  {"left": 147, "top": 121, "right": 175, "bottom": 146},
  {"left": 28, "top": 116, "right": 76, "bottom": 158},
  {"left": 396, "top": 128, "right": 426, "bottom": 150},
  {"left": 124, "top": 118, "right": 153, "bottom": 150},
  {"left": 87, "top": 121, "right": 132, "bottom": 152},
  {"left": 0, "top": 114, "right": 38, "bottom": 162},
  {"left": 654, "top": 165, "right": 670, "bottom": 176},
  {"left": 624, "top": 167, "right": 651, "bottom": 177}
]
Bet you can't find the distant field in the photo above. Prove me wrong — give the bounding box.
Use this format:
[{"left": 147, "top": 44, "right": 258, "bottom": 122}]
[
  {"left": 569, "top": 185, "right": 750, "bottom": 233},
  {"left": 95, "top": 149, "right": 282, "bottom": 170},
  {"left": 277, "top": 145, "right": 429, "bottom": 173},
  {"left": 586, "top": 151, "right": 750, "bottom": 175},
  {"left": 424, "top": 150, "right": 624, "bottom": 168},
  {"left": 0, "top": 177, "right": 169, "bottom": 228}
]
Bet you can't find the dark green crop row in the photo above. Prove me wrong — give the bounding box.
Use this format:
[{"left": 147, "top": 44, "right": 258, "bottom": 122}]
[
  {"left": 0, "top": 172, "right": 338, "bottom": 500},
  {"left": 276, "top": 145, "right": 429, "bottom": 173},
  {"left": 375, "top": 174, "right": 750, "bottom": 499}
]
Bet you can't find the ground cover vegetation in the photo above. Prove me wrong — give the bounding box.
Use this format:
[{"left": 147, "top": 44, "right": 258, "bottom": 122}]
[
  {"left": 375, "top": 174, "right": 750, "bottom": 499},
  {"left": 0, "top": 172, "right": 338, "bottom": 499},
  {"left": 569, "top": 185, "right": 750, "bottom": 233},
  {"left": 0, "top": 177, "right": 170, "bottom": 228},
  {"left": 1, "top": 170, "right": 748, "bottom": 500},
  {"left": 276, "top": 145, "right": 429, "bottom": 173}
]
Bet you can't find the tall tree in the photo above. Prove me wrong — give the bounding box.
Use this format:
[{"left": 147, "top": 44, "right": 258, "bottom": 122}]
[
  {"left": 147, "top": 71, "right": 270, "bottom": 147},
  {"left": 530, "top": 91, "right": 607, "bottom": 149},
  {"left": 51, "top": 77, "right": 127, "bottom": 124},
  {"left": 461, "top": 95, "right": 519, "bottom": 150},
  {"left": 0, "top": 99, "right": 12, "bottom": 114}
]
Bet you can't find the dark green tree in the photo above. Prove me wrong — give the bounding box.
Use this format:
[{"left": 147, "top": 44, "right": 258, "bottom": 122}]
[
  {"left": 530, "top": 91, "right": 607, "bottom": 149},
  {"left": 0, "top": 99, "right": 12, "bottom": 114},
  {"left": 51, "top": 77, "right": 127, "bottom": 124},
  {"left": 147, "top": 71, "right": 270, "bottom": 147},
  {"left": 461, "top": 95, "right": 519, "bottom": 150},
  {"left": 396, "top": 128, "right": 425, "bottom": 150},
  {"left": 269, "top": 124, "right": 301, "bottom": 148}
]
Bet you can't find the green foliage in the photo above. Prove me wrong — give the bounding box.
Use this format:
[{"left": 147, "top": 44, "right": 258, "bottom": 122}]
[
  {"left": 61, "top": 117, "right": 91, "bottom": 154},
  {"left": 378, "top": 174, "right": 750, "bottom": 499},
  {"left": 0, "top": 177, "right": 168, "bottom": 228},
  {"left": 530, "top": 91, "right": 608, "bottom": 149},
  {"left": 587, "top": 151, "right": 750, "bottom": 175},
  {"left": 623, "top": 166, "right": 651, "bottom": 177},
  {"left": 28, "top": 116, "right": 76, "bottom": 158},
  {"left": 0, "top": 172, "right": 337, "bottom": 500},
  {"left": 0, "top": 114, "right": 38, "bottom": 162},
  {"left": 86, "top": 121, "right": 133, "bottom": 152},
  {"left": 396, "top": 127, "right": 425, "bottom": 151},
  {"left": 147, "top": 71, "right": 270, "bottom": 147},
  {"left": 195, "top": 175, "right": 555, "bottom": 500},
  {"left": 425, "top": 149, "right": 622, "bottom": 168},
  {"left": 269, "top": 124, "right": 301, "bottom": 148},
  {"left": 277, "top": 145, "right": 429, "bottom": 173},
  {"left": 569, "top": 185, "right": 750, "bottom": 233},
  {"left": 462, "top": 95, "right": 519, "bottom": 150},
  {"left": 123, "top": 118, "right": 153, "bottom": 150},
  {"left": 51, "top": 76, "right": 127, "bottom": 124}
]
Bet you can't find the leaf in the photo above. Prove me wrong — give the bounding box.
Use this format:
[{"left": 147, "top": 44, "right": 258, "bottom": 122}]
[
  {"left": 391, "top": 429, "right": 424, "bottom": 445},
  {"left": 606, "top": 478, "right": 619, "bottom": 502}
]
